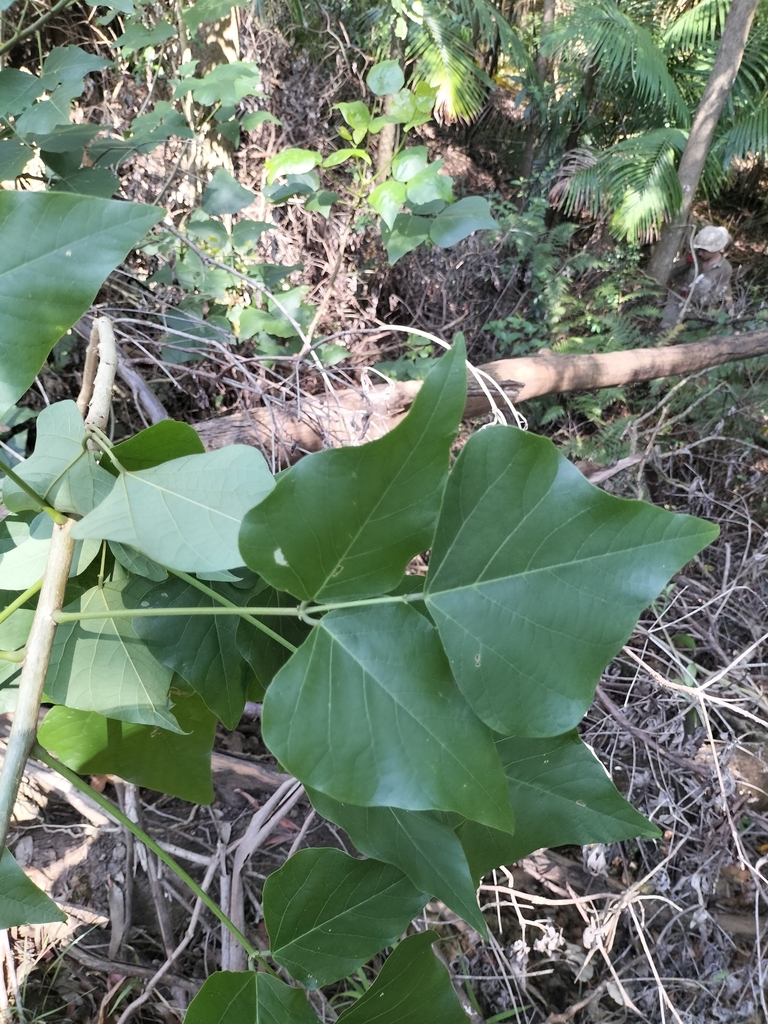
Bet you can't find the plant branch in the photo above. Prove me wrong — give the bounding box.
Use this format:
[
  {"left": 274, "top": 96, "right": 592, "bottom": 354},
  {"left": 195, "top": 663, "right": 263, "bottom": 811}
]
[
  {"left": 31, "top": 744, "right": 265, "bottom": 966},
  {"left": 0, "top": 456, "right": 67, "bottom": 525},
  {"left": 0, "top": 0, "right": 79, "bottom": 57},
  {"left": 76, "top": 319, "right": 100, "bottom": 417},
  {"left": 0, "top": 518, "right": 75, "bottom": 850}
]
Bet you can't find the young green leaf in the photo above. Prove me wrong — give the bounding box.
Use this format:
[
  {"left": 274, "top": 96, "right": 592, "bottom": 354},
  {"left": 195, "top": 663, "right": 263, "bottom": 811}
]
[
  {"left": 429, "top": 196, "right": 498, "bottom": 247},
  {"left": 45, "top": 582, "right": 178, "bottom": 731},
  {"left": 264, "top": 849, "right": 427, "bottom": 988},
  {"left": 391, "top": 146, "right": 429, "bottom": 182},
  {"left": 239, "top": 339, "right": 465, "bottom": 601},
  {"left": 0, "top": 849, "right": 65, "bottom": 928},
  {"left": 2, "top": 401, "right": 113, "bottom": 515},
  {"left": 425, "top": 427, "right": 719, "bottom": 736},
  {"left": 71, "top": 447, "right": 274, "bottom": 573},
  {"left": 368, "top": 179, "right": 407, "bottom": 229},
  {"left": 307, "top": 790, "right": 488, "bottom": 934},
  {"left": 0, "top": 192, "right": 163, "bottom": 411},
  {"left": 367, "top": 60, "right": 405, "bottom": 96},
  {"left": 380, "top": 213, "right": 431, "bottom": 264},
  {"left": 109, "top": 542, "right": 168, "bottom": 581},
  {"left": 263, "top": 605, "right": 515, "bottom": 833},
  {"left": 202, "top": 169, "right": 255, "bottom": 215},
  {"left": 185, "top": 971, "right": 319, "bottom": 1024},
  {"left": 336, "top": 931, "right": 467, "bottom": 1024},
  {"left": 265, "top": 148, "right": 322, "bottom": 184},
  {"left": 128, "top": 576, "right": 252, "bottom": 728},
  {"left": 37, "top": 690, "right": 216, "bottom": 804},
  {"left": 323, "top": 148, "right": 371, "bottom": 168}
]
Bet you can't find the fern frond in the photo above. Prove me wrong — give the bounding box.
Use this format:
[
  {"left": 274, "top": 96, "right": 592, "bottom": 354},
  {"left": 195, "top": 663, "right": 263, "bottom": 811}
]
[{"left": 543, "top": 0, "right": 690, "bottom": 126}]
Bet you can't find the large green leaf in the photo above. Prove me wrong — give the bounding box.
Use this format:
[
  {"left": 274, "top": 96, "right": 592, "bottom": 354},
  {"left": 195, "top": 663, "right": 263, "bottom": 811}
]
[
  {"left": 128, "top": 577, "right": 251, "bottom": 728},
  {"left": 264, "top": 848, "right": 427, "bottom": 988},
  {"left": 264, "top": 604, "right": 514, "bottom": 832},
  {"left": 108, "top": 420, "right": 204, "bottom": 471},
  {"left": 0, "top": 512, "right": 99, "bottom": 591},
  {"left": 234, "top": 585, "right": 309, "bottom": 691},
  {"left": 429, "top": 196, "right": 497, "bottom": 247},
  {"left": 3, "top": 401, "right": 113, "bottom": 515},
  {"left": 239, "top": 341, "right": 466, "bottom": 601},
  {"left": 71, "top": 447, "right": 274, "bottom": 573},
  {"left": 185, "top": 971, "right": 318, "bottom": 1024},
  {"left": 336, "top": 931, "right": 467, "bottom": 1024},
  {"left": 0, "top": 193, "right": 163, "bottom": 411},
  {"left": 45, "top": 581, "right": 178, "bottom": 731},
  {"left": 425, "top": 427, "right": 718, "bottom": 737},
  {"left": 367, "top": 60, "right": 405, "bottom": 96},
  {"left": 307, "top": 789, "right": 487, "bottom": 934},
  {"left": 456, "top": 731, "right": 659, "bottom": 879},
  {"left": 37, "top": 689, "right": 215, "bottom": 804},
  {"left": 0, "top": 849, "right": 64, "bottom": 927}
]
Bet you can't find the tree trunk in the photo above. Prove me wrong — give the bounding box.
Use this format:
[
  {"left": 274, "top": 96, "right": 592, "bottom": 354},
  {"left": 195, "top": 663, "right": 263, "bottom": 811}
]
[
  {"left": 647, "top": 0, "right": 759, "bottom": 285},
  {"left": 195, "top": 329, "right": 768, "bottom": 463},
  {"left": 518, "top": 0, "right": 555, "bottom": 190}
]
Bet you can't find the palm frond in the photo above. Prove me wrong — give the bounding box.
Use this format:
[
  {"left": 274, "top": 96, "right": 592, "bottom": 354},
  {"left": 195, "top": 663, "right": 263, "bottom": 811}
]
[
  {"left": 717, "top": 95, "right": 768, "bottom": 165},
  {"left": 548, "top": 148, "right": 601, "bottom": 218},
  {"left": 731, "top": 22, "right": 768, "bottom": 104},
  {"left": 603, "top": 129, "right": 687, "bottom": 242},
  {"left": 543, "top": 0, "right": 690, "bottom": 127},
  {"left": 407, "top": 5, "right": 491, "bottom": 120},
  {"left": 451, "top": 0, "right": 532, "bottom": 71},
  {"left": 661, "top": 0, "right": 730, "bottom": 53}
]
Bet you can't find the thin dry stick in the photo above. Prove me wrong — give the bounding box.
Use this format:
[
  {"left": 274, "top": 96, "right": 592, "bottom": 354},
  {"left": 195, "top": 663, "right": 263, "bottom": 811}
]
[
  {"left": 84, "top": 317, "right": 118, "bottom": 432},
  {"left": 225, "top": 779, "right": 304, "bottom": 973},
  {"left": 114, "top": 853, "right": 220, "bottom": 1024},
  {"left": 76, "top": 319, "right": 100, "bottom": 416}
]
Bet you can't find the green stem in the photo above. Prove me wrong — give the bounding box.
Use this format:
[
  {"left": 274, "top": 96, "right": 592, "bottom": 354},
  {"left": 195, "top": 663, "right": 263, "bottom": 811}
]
[
  {"left": 0, "top": 0, "right": 79, "bottom": 57},
  {"left": 171, "top": 570, "right": 297, "bottom": 653},
  {"left": 53, "top": 591, "right": 424, "bottom": 624},
  {"left": 32, "top": 743, "right": 266, "bottom": 966},
  {"left": 0, "top": 649, "right": 25, "bottom": 663},
  {"left": 0, "top": 457, "right": 67, "bottom": 525},
  {"left": 0, "top": 580, "right": 43, "bottom": 627}
]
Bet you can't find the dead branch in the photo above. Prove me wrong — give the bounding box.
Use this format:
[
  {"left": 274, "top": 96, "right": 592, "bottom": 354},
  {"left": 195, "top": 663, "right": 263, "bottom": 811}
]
[{"left": 194, "top": 328, "right": 768, "bottom": 458}]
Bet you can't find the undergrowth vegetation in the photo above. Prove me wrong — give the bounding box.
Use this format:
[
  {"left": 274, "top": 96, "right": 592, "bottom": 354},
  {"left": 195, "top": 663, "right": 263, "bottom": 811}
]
[{"left": 0, "top": 1, "right": 767, "bottom": 1022}]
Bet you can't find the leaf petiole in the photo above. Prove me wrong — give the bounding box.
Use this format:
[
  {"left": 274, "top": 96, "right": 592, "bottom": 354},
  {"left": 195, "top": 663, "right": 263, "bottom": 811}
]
[
  {"left": 0, "top": 579, "right": 43, "bottom": 628},
  {"left": 0, "top": 456, "right": 67, "bottom": 525},
  {"left": 53, "top": 590, "right": 425, "bottom": 624}
]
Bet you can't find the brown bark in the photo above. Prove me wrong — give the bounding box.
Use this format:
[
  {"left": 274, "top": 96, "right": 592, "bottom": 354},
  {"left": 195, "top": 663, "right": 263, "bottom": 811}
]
[
  {"left": 195, "top": 328, "right": 768, "bottom": 461},
  {"left": 647, "top": 0, "right": 759, "bottom": 285}
]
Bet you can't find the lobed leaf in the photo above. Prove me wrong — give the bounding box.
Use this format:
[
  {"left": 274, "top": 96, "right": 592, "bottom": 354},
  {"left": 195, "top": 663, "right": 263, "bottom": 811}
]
[
  {"left": 185, "top": 971, "right": 318, "bottom": 1024},
  {"left": 72, "top": 446, "right": 274, "bottom": 573},
  {"left": 3, "top": 401, "right": 113, "bottom": 515},
  {"left": 425, "top": 427, "right": 718, "bottom": 736},
  {"left": 0, "top": 193, "right": 162, "bottom": 411},
  {"left": 335, "top": 931, "right": 467, "bottom": 1024},
  {"left": 239, "top": 339, "right": 466, "bottom": 601},
  {"left": 264, "top": 848, "right": 427, "bottom": 988},
  {"left": 45, "top": 581, "right": 178, "bottom": 731},
  {"left": 263, "top": 604, "right": 515, "bottom": 833}
]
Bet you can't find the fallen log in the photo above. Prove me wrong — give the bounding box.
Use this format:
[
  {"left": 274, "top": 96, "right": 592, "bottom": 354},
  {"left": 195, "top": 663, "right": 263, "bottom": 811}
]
[{"left": 192, "top": 327, "right": 768, "bottom": 460}]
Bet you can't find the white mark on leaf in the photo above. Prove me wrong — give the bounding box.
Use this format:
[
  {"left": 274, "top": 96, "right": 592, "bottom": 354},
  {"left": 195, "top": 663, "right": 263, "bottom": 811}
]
[
  {"left": 474, "top": 653, "right": 481, "bottom": 668},
  {"left": 274, "top": 548, "right": 288, "bottom": 566}
]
